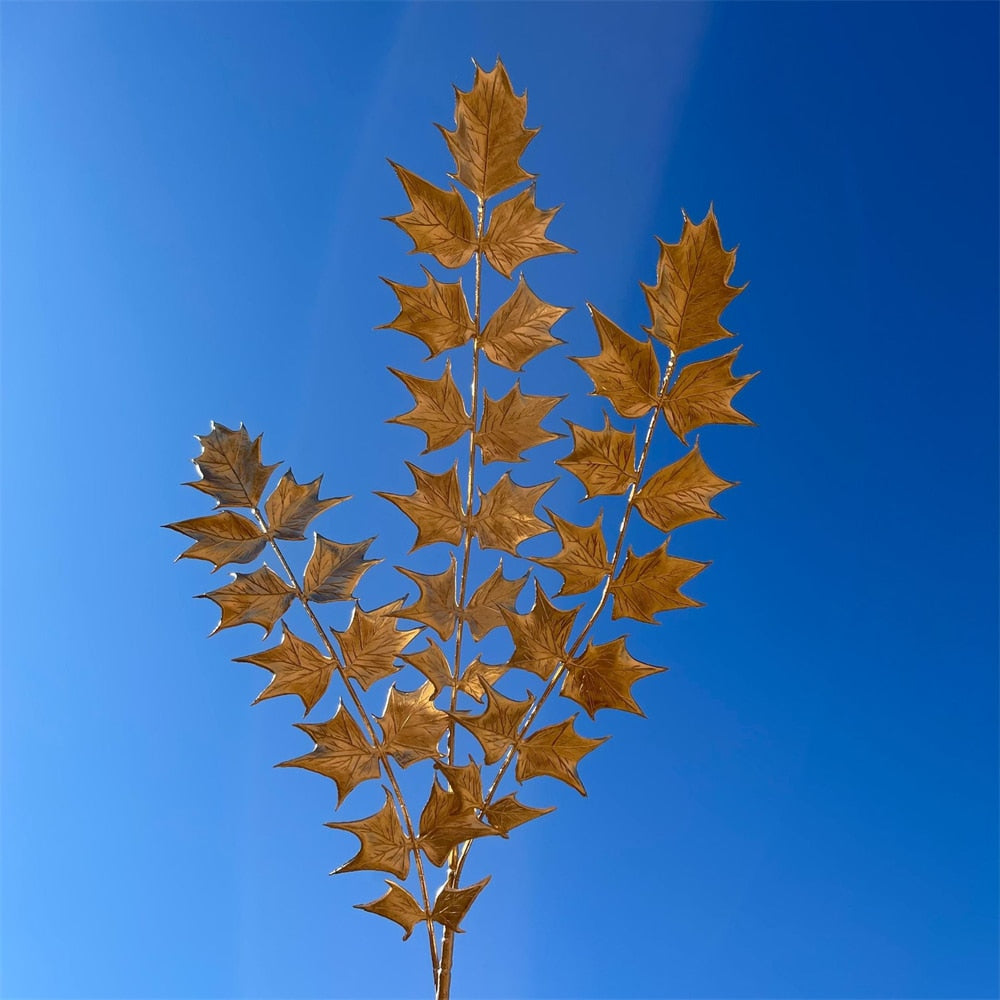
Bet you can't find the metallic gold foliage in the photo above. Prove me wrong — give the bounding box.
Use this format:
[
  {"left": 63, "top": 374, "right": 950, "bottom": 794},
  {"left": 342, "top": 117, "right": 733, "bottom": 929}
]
[
  {"left": 532, "top": 509, "right": 610, "bottom": 596},
  {"left": 418, "top": 779, "right": 496, "bottom": 867},
  {"left": 186, "top": 422, "right": 280, "bottom": 509},
  {"left": 478, "top": 383, "right": 562, "bottom": 464},
  {"left": 459, "top": 657, "right": 509, "bottom": 701},
  {"left": 304, "top": 535, "right": 378, "bottom": 603},
  {"left": 661, "top": 349, "right": 757, "bottom": 443},
  {"left": 451, "top": 682, "right": 532, "bottom": 765},
  {"left": 463, "top": 562, "right": 528, "bottom": 642},
  {"left": 562, "top": 637, "right": 664, "bottom": 718},
  {"left": 380, "top": 269, "right": 474, "bottom": 358},
  {"left": 356, "top": 880, "right": 427, "bottom": 940},
  {"left": 395, "top": 557, "right": 458, "bottom": 641},
  {"left": 501, "top": 581, "right": 578, "bottom": 679},
  {"left": 484, "top": 794, "right": 555, "bottom": 836},
  {"left": 436, "top": 758, "right": 484, "bottom": 809},
  {"left": 482, "top": 187, "right": 572, "bottom": 278},
  {"left": 556, "top": 415, "right": 637, "bottom": 499},
  {"left": 377, "top": 463, "right": 465, "bottom": 550},
  {"left": 165, "top": 510, "right": 265, "bottom": 571},
  {"left": 377, "top": 682, "right": 449, "bottom": 768},
  {"left": 515, "top": 715, "right": 608, "bottom": 795},
  {"left": 200, "top": 564, "right": 295, "bottom": 636},
  {"left": 389, "top": 363, "right": 472, "bottom": 454},
  {"left": 334, "top": 599, "right": 418, "bottom": 690},
  {"left": 474, "top": 473, "right": 553, "bottom": 554},
  {"left": 327, "top": 788, "right": 410, "bottom": 880},
  {"left": 264, "top": 470, "right": 346, "bottom": 541},
  {"left": 480, "top": 276, "right": 568, "bottom": 371},
  {"left": 401, "top": 639, "right": 454, "bottom": 698},
  {"left": 609, "top": 544, "right": 709, "bottom": 623},
  {"left": 431, "top": 876, "right": 491, "bottom": 933}
]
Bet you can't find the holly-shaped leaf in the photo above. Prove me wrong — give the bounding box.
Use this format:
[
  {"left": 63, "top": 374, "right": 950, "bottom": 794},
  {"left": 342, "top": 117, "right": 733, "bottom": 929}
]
[
  {"left": 478, "top": 383, "right": 563, "bottom": 464},
  {"left": 185, "top": 422, "right": 280, "bottom": 509},
  {"left": 234, "top": 622, "right": 335, "bottom": 714},
  {"left": 417, "top": 779, "right": 496, "bottom": 867},
  {"left": 556, "top": 414, "right": 637, "bottom": 499},
  {"left": 474, "top": 473, "right": 553, "bottom": 555},
  {"left": 459, "top": 657, "right": 509, "bottom": 701},
  {"left": 264, "top": 470, "right": 346, "bottom": 541},
  {"left": 484, "top": 794, "right": 555, "bottom": 836},
  {"left": 431, "top": 875, "right": 491, "bottom": 933},
  {"left": 562, "top": 637, "right": 664, "bottom": 718},
  {"left": 200, "top": 564, "right": 295, "bottom": 637},
  {"left": 400, "top": 639, "right": 453, "bottom": 698},
  {"left": 515, "top": 715, "right": 608, "bottom": 795},
  {"left": 436, "top": 757, "right": 484, "bottom": 809},
  {"left": 463, "top": 562, "right": 528, "bottom": 642},
  {"left": 395, "top": 556, "right": 458, "bottom": 641},
  {"left": 451, "top": 682, "right": 532, "bottom": 765},
  {"left": 388, "top": 362, "right": 471, "bottom": 454},
  {"left": 379, "top": 268, "right": 474, "bottom": 358},
  {"left": 377, "top": 463, "right": 465, "bottom": 550},
  {"left": 376, "top": 682, "right": 449, "bottom": 768},
  {"left": 278, "top": 702, "right": 381, "bottom": 807},
  {"left": 481, "top": 186, "right": 572, "bottom": 278},
  {"left": 165, "top": 511, "right": 265, "bottom": 571},
  {"left": 327, "top": 788, "right": 410, "bottom": 880},
  {"left": 304, "top": 535, "right": 378, "bottom": 603},
  {"left": 641, "top": 207, "right": 744, "bottom": 356},
  {"left": 356, "top": 881, "right": 427, "bottom": 940},
  {"left": 501, "top": 581, "right": 578, "bottom": 679},
  {"left": 661, "top": 349, "right": 756, "bottom": 443},
  {"left": 532, "top": 509, "right": 610, "bottom": 597},
  {"left": 480, "top": 275, "right": 568, "bottom": 371},
  {"left": 334, "top": 599, "right": 418, "bottom": 690},
  {"left": 439, "top": 56, "right": 537, "bottom": 200},
  {"left": 386, "top": 162, "right": 476, "bottom": 269},
  {"left": 609, "top": 544, "right": 708, "bottom": 623},
  {"left": 572, "top": 307, "right": 660, "bottom": 419}
]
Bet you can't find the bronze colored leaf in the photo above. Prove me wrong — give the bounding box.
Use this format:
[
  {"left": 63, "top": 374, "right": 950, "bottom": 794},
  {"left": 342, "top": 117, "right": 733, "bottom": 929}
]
[
  {"left": 356, "top": 880, "right": 426, "bottom": 940},
  {"left": 478, "top": 383, "right": 563, "bottom": 464},
  {"left": 264, "top": 470, "right": 345, "bottom": 541},
  {"left": 464, "top": 562, "right": 528, "bottom": 642},
  {"left": 326, "top": 788, "right": 410, "bottom": 880},
  {"left": 641, "top": 207, "right": 744, "bottom": 356},
  {"left": 400, "top": 639, "right": 453, "bottom": 698},
  {"left": 533, "top": 509, "right": 610, "bottom": 597},
  {"left": 562, "top": 636, "right": 664, "bottom": 718},
  {"left": 436, "top": 757, "right": 484, "bottom": 808},
  {"left": 165, "top": 511, "right": 265, "bottom": 571},
  {"left": 379, "top": 267, "right": 474, "bottom": 358},
  {"left": 304, "top": 535, "right": 378, "bottom": 604},
  {"left": 417, "top": 779, "right": 496, "bottom": 867},
  {"left": 200, "top": 564, "right": 295, "bottom": 637},
  {"left": 500, "top": 581, "right": 578, "bottom": 679},
  {"left": 484, "top": 794, "right": 555, "bottom": 836},
  {"left": 186, "top": 422, "right": 280, "bottom": 509},
  {"left": 234, "top": 621, "right": 336, "bottom": 714},
  {"left": 334, "top": 599, "right": 418, "bottom": 690},
  {"left": 556, "top": 414, "right": 637, "bottom": 499},
  {"left": 661, "top": 349, "right": 756, "bottom": 443},
  {"left": 480, "top": 275, "right": 569, "bottom": 371},
  {"left": 515, "top": 715, "right": 608, "bottom": 795},
  {"left": 451, "top": 682, "right": 532, "bottom": 765},
  {"left": 395, "top": 556, "right": 458, "bottom": 641},
  {"left": 386, "top": 162, "right": 476, "bottom": 269},
  {"left": 609, "top": 543, "right": 708, "bottom": 623},
  {"left": 376, "top": 682, "right": 449, "bottom": 768},
  {"left": 377, "top": 463, "right": 464, "bottom": 551},
  {"left": 278, "top": 702, "right": 381, "bottom": 807},
  {"left": 572, "top": 307, "right": 660, "bottom": 419},
  {"left": 459, "top": 657, "right": 509, "bottom": 701},
  {"left": 474, "top": 473, "right": 553, "bottom": 555},
  {"left": 634, "top": 442, "right": 736, "bottom": 533},
  {"left": 431, "top": 875, "right": 491, "bottom": 933},
  {"left": 439, "top": 56, "right": 537, "bottom": 199},
  {"left": 388, "top": 362, "right": 471, "bottom": 454},
  {"left": 481, "top": 186, "right": 572, "bottom": 278}
]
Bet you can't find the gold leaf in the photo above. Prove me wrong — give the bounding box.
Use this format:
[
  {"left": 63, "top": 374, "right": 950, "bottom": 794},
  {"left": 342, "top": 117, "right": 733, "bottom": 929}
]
[
  {"left": 500, "top": 581, "right": 578, "bottom": 680},
  {"left": 326, "top": 788, "right": 410, "bottom": 879},
  {"left": 431, "top": 875, "right": 491, "bottom": 933},
  {"left": 641, "top": 207, "right": 744, "bottom": 356},
  {"left": 440, "top": 56, "right": 537, "bottom": 199},
  {"left": 377, "top": 462, "right": 464, "bottom": 551},
  {"left": 264, "top": 470, "right": 345, "bottom": 541},
  {"left": 200, "top": 564, "right": 295, "bottom": 637},
  {"left": 417, "top": 779, "right": 496, "bottom": 867},
  {"left": 478, "top": 383, "right": 562, "bottom": 464},
  {"left": 481, "top": 187, "right": 572, "bottom": 279},
  {"left": 484, "top": 794, "right": 555, "bottom": 836},
  {"left": 451, "top": 682, "right": 532, "bottom": 765},
  {"left": 532, "top": 509, "right": 610, "bottom": 597},
  {"left": 379, "top": 267, "right": 474, "bottom": 358},
  {"left": 234, "top": 621, "right": 336, "bottom": 714},
  {"left": 333, "top": 599, "right": 418, "bottom": 690},
  {"left": 572, "top": 307, "right": 660, "bottom": 419},
  {"left": 400, "top": 639, "right": 453, "bottom": 698},
  {"left": 304, "top": 535, "right": 378, "bottom": 604},
  {"left": 474, "top": 473, "right": 553, "bottom": 555},
  {"left": 634, "top": 442, "right": 736, "bottom": 533},
  {"left": 459, "top": 657, "right": 509, "bottom": 701},
  {"left": 464, "top": 562, "right": 528, "bottom": 642},
  {"left": 376, "top": 682, "right": 448, "bottom": 768},
  {"left": 395, "top": 556, "right": 458, "bottom": 641},
  {"left": 355, "top": 880, "right": 426, "bottom": 940},
  {"left": 185, "top": 422, "right": 280, "bottom": 509},
  {"left": 165, "top": 511, "right": 265, "bottom": 571},
  {"left": 562, "top": 636, "right": 664, "bottom": 718},
  {"left": 386, "top": 162, "right": 476, "bottom": 269},
  {"left": 661, "top": 349, "right": 756, "bottom": 443},
  {"left": 436, "top": 757, "right": 484, "bottom": 809},
  {"left": 515, "top": 715, "right": 608, "bottom": 795},
  {"left": 278, "top": 702, "right": 381, "bottom": 807},
  {"left": 388, "top": 362, "right": 471, "bottom": 454},
  {"left": 480, "top": 275, "right": 568, "bottom": 371},
  {"left": 609, "top": 543, "right": 708, "bottom": 623},
  {"left": 556, "top": 414, "right": 637, "bottom": 499}
]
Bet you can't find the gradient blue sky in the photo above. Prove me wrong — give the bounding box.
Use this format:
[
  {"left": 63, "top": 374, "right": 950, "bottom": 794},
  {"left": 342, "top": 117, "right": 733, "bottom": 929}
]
[{"left": 2, "top": 4, "right": 997, "bottom": 999}]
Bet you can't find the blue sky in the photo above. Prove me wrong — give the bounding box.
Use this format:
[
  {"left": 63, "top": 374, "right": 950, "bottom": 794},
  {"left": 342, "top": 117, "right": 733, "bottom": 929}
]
[{"left": 2, "top": 3, "right": 997, "bottom": 999}]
